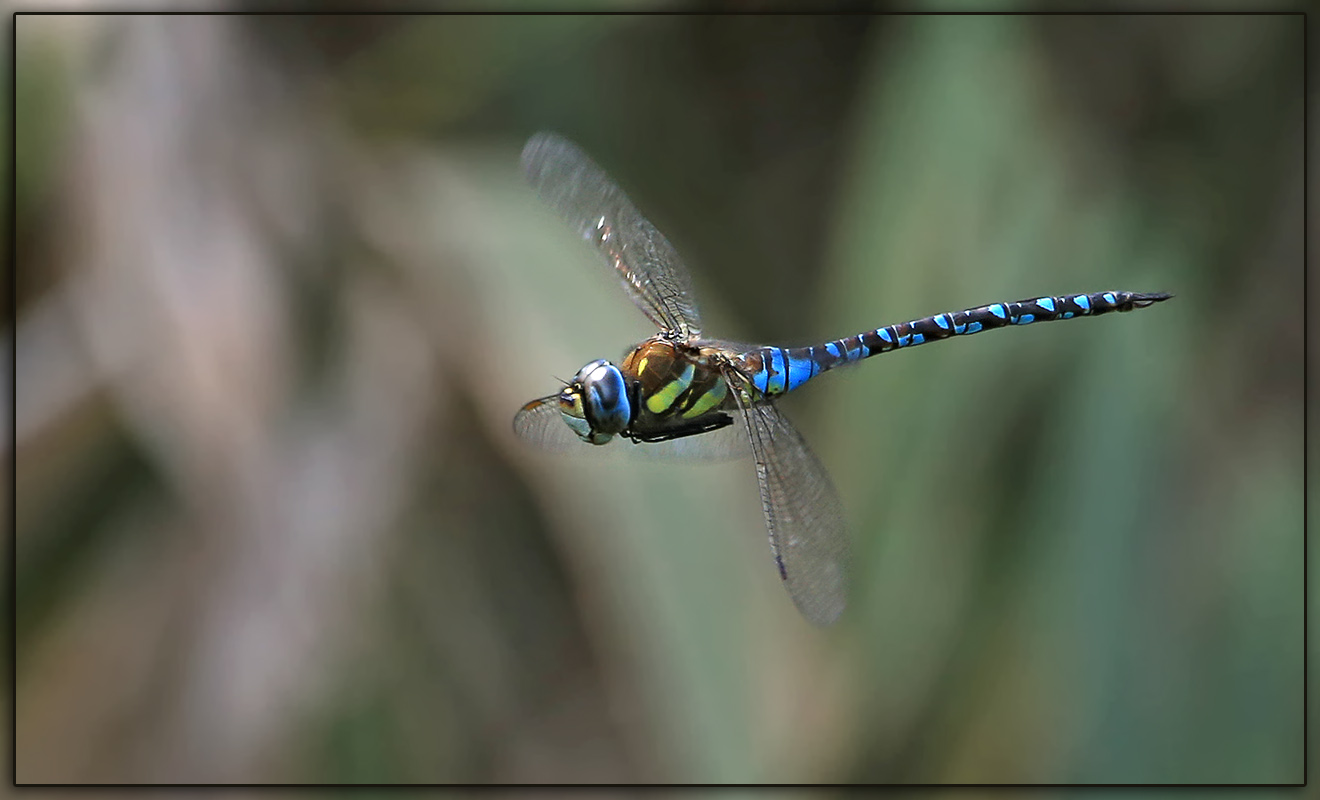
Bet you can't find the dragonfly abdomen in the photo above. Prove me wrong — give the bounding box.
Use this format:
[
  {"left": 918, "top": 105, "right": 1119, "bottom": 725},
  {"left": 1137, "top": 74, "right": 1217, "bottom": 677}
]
[{"left": 743, "top": 290, "right": 1171, "bottom": 397}]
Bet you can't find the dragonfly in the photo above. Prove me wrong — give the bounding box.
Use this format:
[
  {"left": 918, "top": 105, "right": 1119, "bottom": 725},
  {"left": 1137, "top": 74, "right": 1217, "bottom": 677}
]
[{"left": 513, "top": 132, "right": 1171, "bottom": 626}]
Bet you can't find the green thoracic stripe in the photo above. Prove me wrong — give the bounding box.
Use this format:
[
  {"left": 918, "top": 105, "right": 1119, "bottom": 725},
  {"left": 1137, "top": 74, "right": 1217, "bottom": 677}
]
[
  {"left": 682, "top": 379, "right": 726, "bottom": 418},
  {"left": 646, "top": 362, "right": 696, "bottom": 414}
]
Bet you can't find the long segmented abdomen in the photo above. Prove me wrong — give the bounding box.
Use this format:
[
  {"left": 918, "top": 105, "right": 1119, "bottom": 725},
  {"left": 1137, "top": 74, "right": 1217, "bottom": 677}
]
[{"left": 738, "top": 290, "right": 1171, "bottom": 396}]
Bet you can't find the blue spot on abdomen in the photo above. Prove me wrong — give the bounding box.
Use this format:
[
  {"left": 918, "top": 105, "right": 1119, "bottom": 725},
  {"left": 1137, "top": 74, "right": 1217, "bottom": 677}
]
[{"left": 786, "top": 354, "right": 813, "bottom": 391}]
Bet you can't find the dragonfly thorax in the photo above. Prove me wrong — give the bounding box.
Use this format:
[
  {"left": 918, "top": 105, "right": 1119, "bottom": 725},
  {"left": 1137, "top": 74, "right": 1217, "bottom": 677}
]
[{"left": 559, "top": 359, "right": 631, "bottom": 445}]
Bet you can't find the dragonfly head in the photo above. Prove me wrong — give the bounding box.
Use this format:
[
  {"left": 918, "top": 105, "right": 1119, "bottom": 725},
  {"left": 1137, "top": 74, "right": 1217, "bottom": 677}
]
[{"left": 558, "top": 359, "right": 631, "bottom": 445}]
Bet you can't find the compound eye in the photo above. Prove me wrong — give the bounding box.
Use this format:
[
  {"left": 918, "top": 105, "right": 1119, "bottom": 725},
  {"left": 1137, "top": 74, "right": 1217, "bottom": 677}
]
[
  {"left": 582, "top": 363, "right": 630, "bottom": 435},
  {"left": 588, "top": 367, "right": 622, "bottom": 412}
]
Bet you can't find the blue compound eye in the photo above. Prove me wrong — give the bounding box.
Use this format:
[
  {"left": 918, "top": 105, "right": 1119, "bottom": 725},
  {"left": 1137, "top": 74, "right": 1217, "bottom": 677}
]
[
  {"left": 587, "top": 367, "right": 621, "bottom": 416},
  {"left": 554, "top": 360, "right": 631, "bottom": 445},
  {"left": 558, "top": 359, "right": 630, "bottom": 444},
  {"left": 582, "top": 361, "right": 631, "bottom": 436}
]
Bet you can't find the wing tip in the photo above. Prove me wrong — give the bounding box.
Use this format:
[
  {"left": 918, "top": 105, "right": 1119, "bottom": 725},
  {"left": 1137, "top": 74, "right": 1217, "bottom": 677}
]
[
  {"left": 799, "top": 599, "right": 847, "bottom": 627},
  {"left": 521, "top": 131, "right": 573, "bottom": 180}
]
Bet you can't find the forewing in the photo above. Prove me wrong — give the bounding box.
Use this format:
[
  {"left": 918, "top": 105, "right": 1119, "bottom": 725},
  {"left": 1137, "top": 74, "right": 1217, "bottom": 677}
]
[
  {"left": 513, "top": 396, "right": 591, "bottom": 452},
  {"left": 728, "top": 373, "right": 850, "bottom": 625},
  {"left": 522, "top": 132, "right": 703, "bottom": 338}
]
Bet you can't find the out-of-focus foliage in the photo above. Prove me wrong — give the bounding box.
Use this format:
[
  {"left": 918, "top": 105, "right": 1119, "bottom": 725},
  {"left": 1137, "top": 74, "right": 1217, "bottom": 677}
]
[{"left": 13, "top": 13, "right": 1302, "bottom": 784}]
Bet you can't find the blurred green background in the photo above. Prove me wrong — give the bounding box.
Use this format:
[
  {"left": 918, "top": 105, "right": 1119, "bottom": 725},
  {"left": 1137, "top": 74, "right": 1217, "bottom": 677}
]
[{"left": 13, "top": 13, "right": 1303, "bottom": 784}]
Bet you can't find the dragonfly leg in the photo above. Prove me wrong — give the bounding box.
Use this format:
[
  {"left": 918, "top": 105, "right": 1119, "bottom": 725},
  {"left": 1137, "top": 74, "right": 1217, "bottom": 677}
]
[{"left": 624, "top": 414, "right": 735, "bottom": 444}]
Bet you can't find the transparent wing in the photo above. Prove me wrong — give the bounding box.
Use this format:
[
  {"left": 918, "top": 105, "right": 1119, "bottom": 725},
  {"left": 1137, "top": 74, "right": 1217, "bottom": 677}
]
[
  {"left": 513, "top": 395, "right": 748, "bottom": 461},
  {"left": 690, "top": 337, "right": 765, "bottom": 355},
  {"left": 522, "top": 132, "right": 703, "bottom": 339},
  {"left": 513, "top": 396, "right": 590, "bottom": 452},
  {"left": 727, "top": 371, "right": 850, "bottom": 625}
]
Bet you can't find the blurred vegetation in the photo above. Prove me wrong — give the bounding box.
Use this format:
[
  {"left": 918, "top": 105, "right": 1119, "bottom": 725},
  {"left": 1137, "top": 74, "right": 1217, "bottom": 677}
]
[{"left": 13, "top": 12, "right": 1303, "bottom": 784}]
